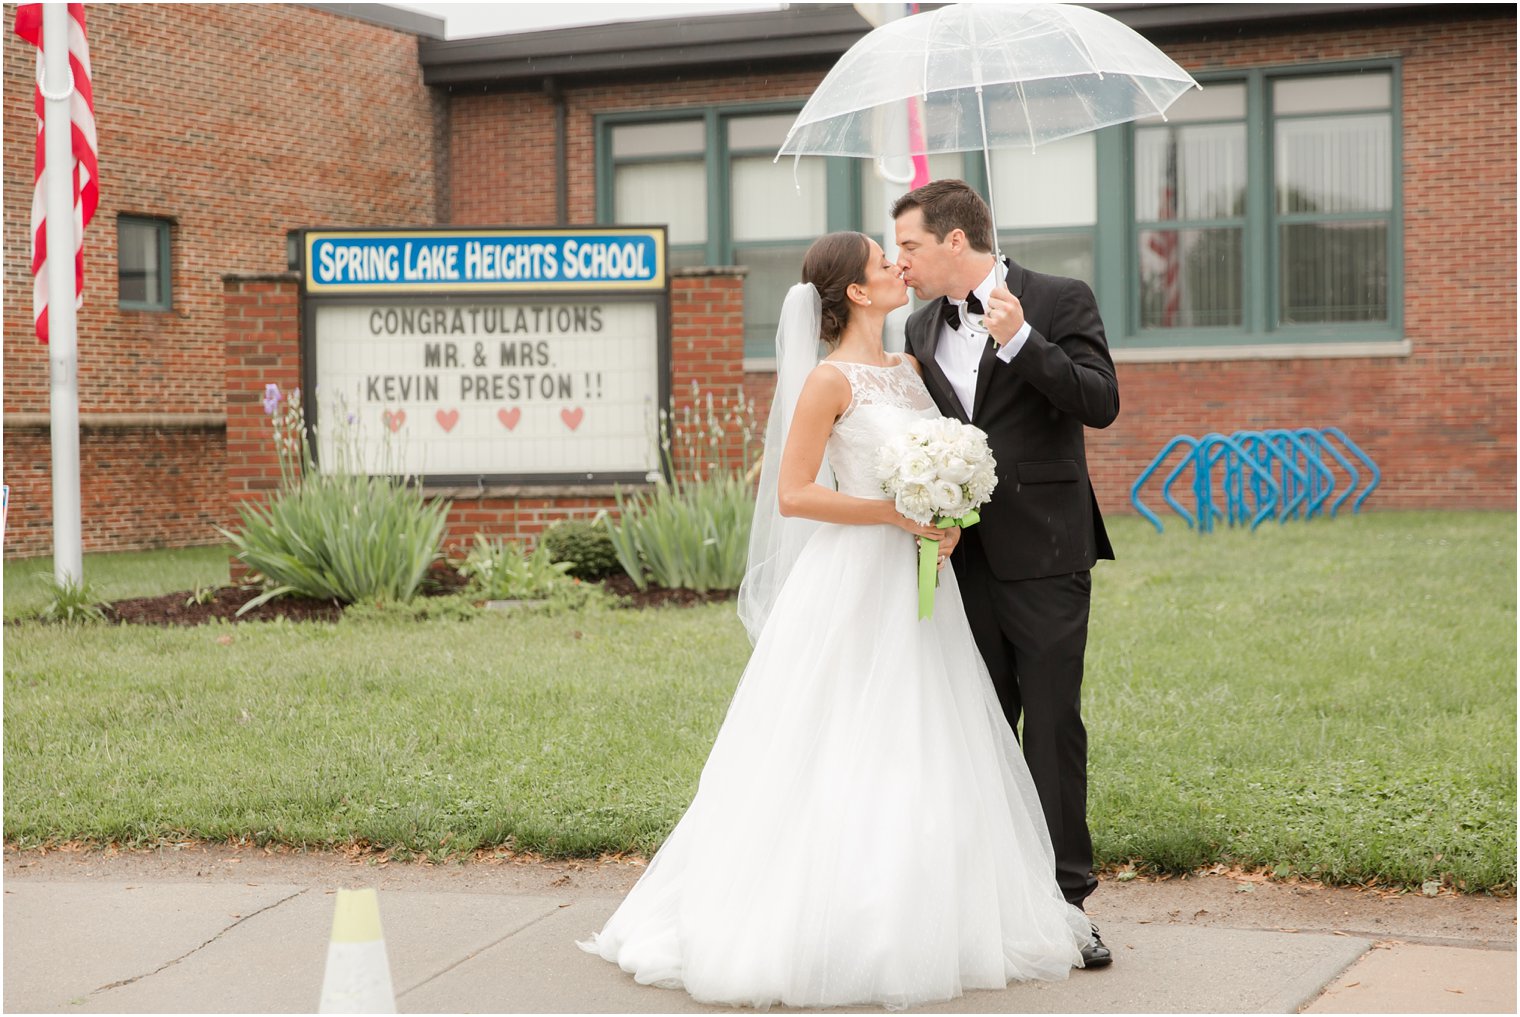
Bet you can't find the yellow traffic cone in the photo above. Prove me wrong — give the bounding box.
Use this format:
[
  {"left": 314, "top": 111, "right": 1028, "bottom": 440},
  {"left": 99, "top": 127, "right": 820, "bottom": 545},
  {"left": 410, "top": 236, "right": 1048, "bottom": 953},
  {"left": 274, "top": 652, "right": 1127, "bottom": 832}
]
[{"left": 318, "top": 888, "right": 397, "bottom": 1013}]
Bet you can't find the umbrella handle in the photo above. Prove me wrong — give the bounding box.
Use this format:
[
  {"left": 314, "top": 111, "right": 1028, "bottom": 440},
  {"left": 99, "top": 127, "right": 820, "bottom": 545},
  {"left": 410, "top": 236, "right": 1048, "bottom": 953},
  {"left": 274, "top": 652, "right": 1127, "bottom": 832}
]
[
  {"left": 960, "top": 259, "right": 1009, "bottom": 338},
  {"left": 874, "top": 156, "right": 915, "bottom": 186}
]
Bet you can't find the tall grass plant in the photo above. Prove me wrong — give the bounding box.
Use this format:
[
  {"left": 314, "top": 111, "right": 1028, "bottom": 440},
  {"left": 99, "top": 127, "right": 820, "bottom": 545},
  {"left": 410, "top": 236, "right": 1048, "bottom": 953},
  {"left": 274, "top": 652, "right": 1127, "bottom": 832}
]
[
  {"left": 219, "top": 388, "right": 450, "bottom": 612},
  {"left": 606, "top": 386, "right": 760, "bottom": 591}
]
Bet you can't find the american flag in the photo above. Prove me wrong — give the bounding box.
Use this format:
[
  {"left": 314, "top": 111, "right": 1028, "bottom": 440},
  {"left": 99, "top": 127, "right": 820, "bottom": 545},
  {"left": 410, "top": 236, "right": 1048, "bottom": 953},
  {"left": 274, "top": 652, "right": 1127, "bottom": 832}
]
[
  {"left": 1145, "top": 130, "right": 1180, "bottom": 327},
  {"left": 15, "top": 3, "right": 98, "bottom": 345}
]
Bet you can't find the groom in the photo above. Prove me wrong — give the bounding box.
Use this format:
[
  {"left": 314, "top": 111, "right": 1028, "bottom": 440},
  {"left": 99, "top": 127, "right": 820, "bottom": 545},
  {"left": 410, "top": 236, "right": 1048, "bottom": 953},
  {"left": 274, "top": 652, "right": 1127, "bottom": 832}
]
[{"left": 893, "top": 179, "right": 1119, "bottom": 968}]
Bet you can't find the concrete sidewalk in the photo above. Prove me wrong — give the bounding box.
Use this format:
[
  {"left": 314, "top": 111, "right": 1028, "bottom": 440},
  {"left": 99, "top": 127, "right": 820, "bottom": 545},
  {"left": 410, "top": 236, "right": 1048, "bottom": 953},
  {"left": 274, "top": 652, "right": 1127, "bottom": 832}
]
[{"left": 4, "top": 850, "right": 1514, "bottom": 1014}]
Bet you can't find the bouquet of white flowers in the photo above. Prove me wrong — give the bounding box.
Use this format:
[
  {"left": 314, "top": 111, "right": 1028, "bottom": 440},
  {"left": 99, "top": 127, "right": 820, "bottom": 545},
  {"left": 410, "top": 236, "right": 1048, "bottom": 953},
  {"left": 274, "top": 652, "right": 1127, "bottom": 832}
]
[{"left": 873, "top": 418, "right": 998, "bottom": 619}]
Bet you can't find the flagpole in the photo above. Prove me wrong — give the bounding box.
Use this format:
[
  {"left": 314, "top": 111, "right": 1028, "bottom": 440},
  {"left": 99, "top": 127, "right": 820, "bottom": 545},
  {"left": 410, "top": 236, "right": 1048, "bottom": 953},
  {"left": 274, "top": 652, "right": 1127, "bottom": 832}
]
[{"left": 42, "top": 1, "right": 83, "bottom": 586}]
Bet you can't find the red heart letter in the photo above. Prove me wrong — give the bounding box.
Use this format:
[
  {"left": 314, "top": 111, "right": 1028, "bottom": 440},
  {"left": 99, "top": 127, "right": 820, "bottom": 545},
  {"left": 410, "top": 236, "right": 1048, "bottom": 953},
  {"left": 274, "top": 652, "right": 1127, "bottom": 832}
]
[
  {"left": 436, "top": 409, "right": 459, "bottom": 433},
  {"left": 497, "top": 407, "right": 521, "bottom": 430},
  {"left": 384, "top": 409, "right": 406, "bottom": 433},
  {"left": 560, "top": 407, "right": 584, "bottom": 431}
]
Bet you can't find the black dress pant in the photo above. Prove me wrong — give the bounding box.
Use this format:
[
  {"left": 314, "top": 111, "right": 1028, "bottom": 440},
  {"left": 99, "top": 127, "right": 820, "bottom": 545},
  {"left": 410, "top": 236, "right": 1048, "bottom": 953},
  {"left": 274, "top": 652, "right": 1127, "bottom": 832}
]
[{"left": 953, "top": 528, "right": 1098, "bottom": 909}]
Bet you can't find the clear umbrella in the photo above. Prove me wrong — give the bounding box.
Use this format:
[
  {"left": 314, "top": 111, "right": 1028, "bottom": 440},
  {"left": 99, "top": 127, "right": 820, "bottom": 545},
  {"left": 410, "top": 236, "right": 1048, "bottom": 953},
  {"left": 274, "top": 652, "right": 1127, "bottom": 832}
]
[{"left": 778, "top": 2, "right": 1199, "bottom": 325}]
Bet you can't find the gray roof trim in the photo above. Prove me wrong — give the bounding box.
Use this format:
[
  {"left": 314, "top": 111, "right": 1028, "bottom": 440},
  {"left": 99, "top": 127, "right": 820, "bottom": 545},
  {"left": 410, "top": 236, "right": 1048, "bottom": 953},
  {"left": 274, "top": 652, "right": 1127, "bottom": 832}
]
[
  {"left": 419, "top": 2, "right": 1472, "bottom": 87},
  {"left": 419, "top": 4, "right": 871, "bottom": 85},
  {"left": 1085, "top": 2, "right": 1439, "bottom": 31},
  {"left": 303, "top": 3, "right": 447, "bottom": 40}
]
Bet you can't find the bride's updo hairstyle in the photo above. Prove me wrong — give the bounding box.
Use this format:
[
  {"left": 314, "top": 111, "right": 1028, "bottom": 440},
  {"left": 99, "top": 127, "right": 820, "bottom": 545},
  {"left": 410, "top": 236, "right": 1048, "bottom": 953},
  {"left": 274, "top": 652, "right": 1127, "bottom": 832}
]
[{"left": 801, "top": 231, "right": 871, "bottom": 348}]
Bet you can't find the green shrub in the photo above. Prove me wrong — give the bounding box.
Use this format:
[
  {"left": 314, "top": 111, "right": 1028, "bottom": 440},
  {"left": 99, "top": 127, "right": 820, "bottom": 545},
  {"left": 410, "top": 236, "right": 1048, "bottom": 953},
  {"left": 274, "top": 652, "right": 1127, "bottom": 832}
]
[
  {"left": 37, "top": 575, "right": 106, "bottom": 624},
  {"left": 605, "top": 471, "right": 754, "bottom": 592},
  {"left": 342, "top": 593, "right": 484, "bottom": 624},
  {"left": 455, "top": 533, "right": 575, "bottom": 601},
  {"left": 541, "top": 518, "right": 624, "bottom": 581},
  {"left": 218, "top": 388, "right": 451, "bottom": 615}
]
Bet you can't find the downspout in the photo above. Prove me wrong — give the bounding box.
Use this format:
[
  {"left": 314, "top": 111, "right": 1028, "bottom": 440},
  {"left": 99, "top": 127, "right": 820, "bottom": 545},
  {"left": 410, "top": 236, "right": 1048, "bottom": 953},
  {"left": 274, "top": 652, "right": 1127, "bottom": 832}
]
[{"left": 544, "top": 77, "right": 568, "bottom": 225}]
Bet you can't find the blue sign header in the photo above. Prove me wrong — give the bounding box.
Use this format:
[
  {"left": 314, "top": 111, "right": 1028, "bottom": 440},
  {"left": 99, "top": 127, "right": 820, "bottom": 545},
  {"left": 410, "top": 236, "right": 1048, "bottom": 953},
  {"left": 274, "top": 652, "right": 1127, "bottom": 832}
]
[{"left": 304, "top": 228, "right": 666, "bottom": 294}]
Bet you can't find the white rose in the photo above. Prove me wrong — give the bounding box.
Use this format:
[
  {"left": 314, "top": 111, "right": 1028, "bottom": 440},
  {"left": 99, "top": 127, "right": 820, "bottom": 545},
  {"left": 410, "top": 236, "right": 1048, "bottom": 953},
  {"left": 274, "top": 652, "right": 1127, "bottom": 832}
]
[
  {"left": 928, "top": 479, "right": 964, "bottom": 515},
  {"left": 968, "top": 468, "right": 997, "bottom": 505},
  {"left": 896, "top": 483, "right": 934, "bottom": 523},
  {"left": 901, "top": 449, "right": 937, "bottom": 485},
  {"left": 938, "top": 456, "right": 975, "bottom": 485}
]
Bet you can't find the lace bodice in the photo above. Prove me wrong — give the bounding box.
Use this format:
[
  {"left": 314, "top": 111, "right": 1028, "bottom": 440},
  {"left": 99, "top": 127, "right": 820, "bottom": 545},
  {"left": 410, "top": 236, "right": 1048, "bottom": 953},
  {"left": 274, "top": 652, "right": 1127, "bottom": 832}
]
[{"left": 822, "top": 357, "right": 941, "bottom": 499}]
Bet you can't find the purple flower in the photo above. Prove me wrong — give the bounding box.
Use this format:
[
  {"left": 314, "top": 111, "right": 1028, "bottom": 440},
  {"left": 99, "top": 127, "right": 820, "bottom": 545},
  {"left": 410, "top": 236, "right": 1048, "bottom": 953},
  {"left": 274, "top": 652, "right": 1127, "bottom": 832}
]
[{"left": 263, "top": 383, "right": 281, "bottom": 415}]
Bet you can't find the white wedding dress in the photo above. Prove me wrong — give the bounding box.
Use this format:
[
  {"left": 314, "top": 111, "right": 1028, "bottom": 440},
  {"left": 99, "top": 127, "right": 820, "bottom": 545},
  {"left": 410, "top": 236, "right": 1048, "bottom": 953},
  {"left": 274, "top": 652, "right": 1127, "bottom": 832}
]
[{"left": 579, "top": 358, "right": 1090, "bottom": 1010}]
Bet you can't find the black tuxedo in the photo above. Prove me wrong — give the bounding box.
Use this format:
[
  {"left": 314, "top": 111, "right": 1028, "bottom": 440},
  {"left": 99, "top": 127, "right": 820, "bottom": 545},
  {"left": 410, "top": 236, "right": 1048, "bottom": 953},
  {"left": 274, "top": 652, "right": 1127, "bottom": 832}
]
[{"left": 905, "top": 257, "right": 1118, "bottom": 908}]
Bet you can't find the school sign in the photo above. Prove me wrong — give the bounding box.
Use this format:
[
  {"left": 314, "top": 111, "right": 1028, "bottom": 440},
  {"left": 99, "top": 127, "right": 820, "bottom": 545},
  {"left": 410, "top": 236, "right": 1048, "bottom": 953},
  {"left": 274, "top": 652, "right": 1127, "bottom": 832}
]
[{"left": 299, "top": 227, "right": 670, "bottom": 485}]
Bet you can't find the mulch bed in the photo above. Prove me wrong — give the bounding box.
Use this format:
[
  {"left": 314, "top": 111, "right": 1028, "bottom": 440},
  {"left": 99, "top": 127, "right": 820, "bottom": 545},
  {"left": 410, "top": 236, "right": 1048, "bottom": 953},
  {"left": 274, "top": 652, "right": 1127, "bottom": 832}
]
[
  {"left": 599, "top": 574, "right": 737, "bottom": 611},
  {"left": 92, "top": 564, "right": 735, "bottom": 627}
]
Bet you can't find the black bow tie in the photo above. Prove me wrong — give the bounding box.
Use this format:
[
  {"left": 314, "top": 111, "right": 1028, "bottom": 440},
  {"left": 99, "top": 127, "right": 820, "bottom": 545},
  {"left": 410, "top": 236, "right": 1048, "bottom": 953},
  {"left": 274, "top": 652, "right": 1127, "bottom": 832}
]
[{"left": 942, "top": 290, "right": 985, "bottom": 332}]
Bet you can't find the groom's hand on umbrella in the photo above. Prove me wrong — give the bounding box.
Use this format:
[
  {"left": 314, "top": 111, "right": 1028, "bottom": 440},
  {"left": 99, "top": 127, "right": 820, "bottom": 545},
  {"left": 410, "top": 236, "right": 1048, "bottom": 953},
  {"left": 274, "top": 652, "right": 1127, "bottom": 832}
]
[{"left": 985, "top": 286, "right": 1024, "bottom": 347}]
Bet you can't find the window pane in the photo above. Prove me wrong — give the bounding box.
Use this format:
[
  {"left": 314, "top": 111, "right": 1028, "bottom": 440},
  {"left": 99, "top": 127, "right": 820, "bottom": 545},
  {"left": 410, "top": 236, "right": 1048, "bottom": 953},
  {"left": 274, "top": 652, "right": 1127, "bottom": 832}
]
[
  {"left": 735, "top": 243, "right": 811, "bottom": 359},
  {"left": 1276, "top": 114, "right": 1392, "bottom": 214},
  {"left": 731, "top": 155, "right": 825, "bottom": 243},
  {"left": 1136, "top": 124, "right": 1246, "bottom": 222},
  {"left": 611, "top": 120, "right": 704, "bottom": 158},
  {"left": 727, "top": 114, "right": 796, "bottom": 151},
  {"left": 1139, "top": 227, "right": 1243, "bottom": 328},
  {"left": 999, "top": 231, "right": 1093, "bottom": 284},
  {"left": 1279, "top": 222, "right": 1388, "bottom": 323},
  {"left": 669, "top": 246, "right": 708, "bottom": 270},
  {"left": 1275, "top": 73, "right": 1391, "bottom": 115},
  {"left": 118, "top": 219, "right": 163, "bottom": 306},
  {"left": 615, "top": 161, "right": 707, "bottom": 244},
  {"left": 1136, "top": 82, "right": 1246, "bottom": 123},
  {"left": 859, "top": 153, "right": 964, "bottom": 238},
  {"left": 990, "top": 133, "right": 1095, "bottom": 228}
]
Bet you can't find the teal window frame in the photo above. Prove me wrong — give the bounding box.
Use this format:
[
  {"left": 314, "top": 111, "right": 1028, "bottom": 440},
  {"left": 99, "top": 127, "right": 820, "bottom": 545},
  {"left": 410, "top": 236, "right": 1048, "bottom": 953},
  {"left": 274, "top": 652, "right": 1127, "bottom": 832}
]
[
  {"left": 599, "top": 102, "right": 848, "bottom": 267},
  {"left": 117, "top": 215, "right": 172, "bottom": 312},
  {"left": 600, "top": 102, "right": 851, "bottom": 361},
  {"left": 1103, "top": 59, "right": 1404, "bottom": 350}
]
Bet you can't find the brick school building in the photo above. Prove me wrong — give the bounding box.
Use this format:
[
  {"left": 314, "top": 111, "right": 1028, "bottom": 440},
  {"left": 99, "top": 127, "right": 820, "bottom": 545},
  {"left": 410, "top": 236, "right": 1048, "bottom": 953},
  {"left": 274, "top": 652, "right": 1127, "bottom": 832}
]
[{"left": 3, "top": 3, "right": 1513, "bottom": 559}]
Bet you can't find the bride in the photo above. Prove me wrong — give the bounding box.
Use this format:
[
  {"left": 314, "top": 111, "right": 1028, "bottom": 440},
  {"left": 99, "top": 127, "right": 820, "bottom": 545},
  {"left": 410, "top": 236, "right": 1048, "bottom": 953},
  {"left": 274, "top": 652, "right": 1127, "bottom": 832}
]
[{"left": 578, "top": 231, "right": 1091, "bottom": 1009}]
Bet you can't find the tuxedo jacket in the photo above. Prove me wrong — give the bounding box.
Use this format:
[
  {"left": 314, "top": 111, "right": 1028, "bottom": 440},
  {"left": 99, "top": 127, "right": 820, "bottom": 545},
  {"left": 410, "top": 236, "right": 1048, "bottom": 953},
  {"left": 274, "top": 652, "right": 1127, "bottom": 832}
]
[{"left": 905, "top": 258, "right": 1118, "bottom": 582}]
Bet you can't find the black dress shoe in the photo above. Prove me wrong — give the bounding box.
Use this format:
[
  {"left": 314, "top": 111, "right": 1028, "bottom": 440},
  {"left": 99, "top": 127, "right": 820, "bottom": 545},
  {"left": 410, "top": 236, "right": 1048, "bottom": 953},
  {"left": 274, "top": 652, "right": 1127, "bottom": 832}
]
[{"left": 1081, "top": 925, "right": 1113, "bottom": 968}]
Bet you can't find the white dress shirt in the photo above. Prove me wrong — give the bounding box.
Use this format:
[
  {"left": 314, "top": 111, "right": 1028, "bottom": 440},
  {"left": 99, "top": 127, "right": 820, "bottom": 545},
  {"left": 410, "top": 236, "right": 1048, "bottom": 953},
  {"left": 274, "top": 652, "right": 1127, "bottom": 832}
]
[{"left": 935, "top": 262, "right": 1032, "bottom": 418}]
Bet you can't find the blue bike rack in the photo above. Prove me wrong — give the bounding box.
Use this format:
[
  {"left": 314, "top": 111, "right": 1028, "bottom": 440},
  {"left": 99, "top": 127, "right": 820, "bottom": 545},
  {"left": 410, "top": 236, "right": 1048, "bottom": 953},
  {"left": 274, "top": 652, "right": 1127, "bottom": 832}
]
[
  {"left": 1130, "top": 434, "right": 1198, "bottom": 533},
  {"left": 1131, "top": 427, "right": 1380, "bottom": 533}
]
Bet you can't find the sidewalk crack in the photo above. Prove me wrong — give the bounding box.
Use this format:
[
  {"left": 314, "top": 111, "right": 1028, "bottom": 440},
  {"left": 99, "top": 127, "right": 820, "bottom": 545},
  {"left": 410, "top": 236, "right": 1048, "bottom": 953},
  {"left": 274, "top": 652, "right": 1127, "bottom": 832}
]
[
  {"left": 395, "top": 901, "right": 569, "bottom": 999},
  {"left": 89, "top": 887, "right": 309, "bottom": 996}
]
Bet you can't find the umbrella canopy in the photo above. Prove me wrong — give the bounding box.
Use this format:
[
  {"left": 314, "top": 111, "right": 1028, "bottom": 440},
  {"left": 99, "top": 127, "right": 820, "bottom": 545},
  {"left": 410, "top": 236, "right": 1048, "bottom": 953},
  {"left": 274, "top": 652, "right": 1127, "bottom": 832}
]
[{"left": 777, "top": 2, "right": 1199, "bottom": 160}]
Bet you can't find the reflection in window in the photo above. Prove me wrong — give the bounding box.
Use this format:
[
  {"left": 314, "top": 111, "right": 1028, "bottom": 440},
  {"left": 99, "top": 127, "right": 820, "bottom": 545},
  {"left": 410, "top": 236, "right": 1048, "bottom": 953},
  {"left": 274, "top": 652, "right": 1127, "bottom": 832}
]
[
  {"left": 991, "top": 134, "right": 1097, "bottom": 282},
  {"left": 610, "top": 120, "right": 708, "bottom": 266},
  {"left": 118, "top": 216, "right": 171, "bottom": 310},
  {"left": 730, "top": 116, "right": 828, "bottom": 359},
  {"left": 1274, "top": 74, "right": 1394, "bottom": 324},
  {"left": 1135, "top": 120, "right": 1246, "bottom": 330}
]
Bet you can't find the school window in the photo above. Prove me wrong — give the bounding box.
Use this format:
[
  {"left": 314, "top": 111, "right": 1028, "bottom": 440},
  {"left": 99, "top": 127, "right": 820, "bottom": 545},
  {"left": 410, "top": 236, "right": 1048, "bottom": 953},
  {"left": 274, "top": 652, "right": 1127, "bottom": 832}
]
[
  {"left": 1120, "top": 64, "right": 1400, "bottom": 347},
  {"left": 1273, "top": 73, "right": 1394, "bottom": 326},
  {"left": 608, "top": 120, "right": 708, "bottom": 271},
  {"left": 1133, "top": 83, "right": 1247, "bottom": 330},
  {"left": 603, "top": 107, "right": 837, "bottom": 363},
  {"left": 991, "top": 133, "right": 1098, "bottom": 284},
  {"left": 727, "top": 114, "right": 828, "bottom": 362},
  {"left": 118, "top": 215, "right": 172, "bottom": 311}
]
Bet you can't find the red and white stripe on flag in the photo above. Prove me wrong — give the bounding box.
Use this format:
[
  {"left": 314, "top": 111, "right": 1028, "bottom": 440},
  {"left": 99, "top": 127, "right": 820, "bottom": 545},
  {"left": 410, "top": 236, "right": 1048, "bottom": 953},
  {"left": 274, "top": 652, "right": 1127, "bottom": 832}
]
[{"left": 14, "top": 2, "right": 98, "bottom": 345}]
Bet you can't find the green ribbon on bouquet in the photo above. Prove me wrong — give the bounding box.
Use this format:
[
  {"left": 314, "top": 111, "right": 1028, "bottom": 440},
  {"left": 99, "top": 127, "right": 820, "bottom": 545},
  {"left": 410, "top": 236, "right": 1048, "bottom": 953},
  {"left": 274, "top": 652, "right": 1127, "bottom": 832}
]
[{"left": 917, "top": 509, "right": 980, "bottom": 620}]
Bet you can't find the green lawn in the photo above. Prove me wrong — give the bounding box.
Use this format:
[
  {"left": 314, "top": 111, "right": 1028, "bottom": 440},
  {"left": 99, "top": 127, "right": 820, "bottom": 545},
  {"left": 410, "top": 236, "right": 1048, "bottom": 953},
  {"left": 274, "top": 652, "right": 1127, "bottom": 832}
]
[
  {"left": 4, "top": 512, "right": 1514, "bottom": 890},
  {"left": 4, "top": 544, "right": 231, "bottom": 620}
]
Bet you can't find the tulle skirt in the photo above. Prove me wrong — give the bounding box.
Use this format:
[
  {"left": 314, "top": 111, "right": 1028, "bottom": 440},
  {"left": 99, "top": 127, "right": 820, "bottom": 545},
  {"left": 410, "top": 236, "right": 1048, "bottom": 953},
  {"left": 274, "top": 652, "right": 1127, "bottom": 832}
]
[{"left": 578, "top": 520, "right": 1090, "bottom": 1010}]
